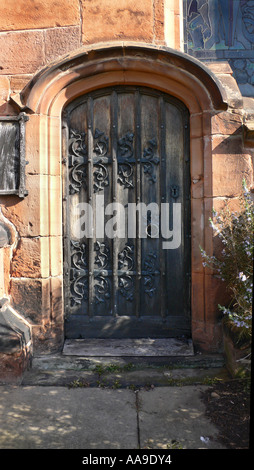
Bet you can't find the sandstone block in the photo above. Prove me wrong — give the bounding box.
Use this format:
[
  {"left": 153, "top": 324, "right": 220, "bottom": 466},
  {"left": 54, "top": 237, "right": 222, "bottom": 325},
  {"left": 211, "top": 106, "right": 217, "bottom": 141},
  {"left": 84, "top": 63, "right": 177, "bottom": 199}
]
[
  {"left": 191, "top": 198, "right": 204, "bottom": 273},
  {"left": 203, "top": 136, "right": 213, "bottom": 197},
  {"left": 0, "top": 251, "right": 4, "bottom": 297},
  {"left": 1, "top": 175, "right": 49, "bottom": 237},
  {"left": 215, "top": 74, "right": 243, "bottom": 109},
  {"left": 0, "top": 246, "right": 12, "bottom": 297},
  {"left": 212, "top": 197, "right": 242, "bottom": 217},
  {"left": 49, "top": 176, "right": 62, "bottom": 236},
  {"left": 49, "top": 237, "right": 63, "bottom": 277},
  {"left": 191, "top": 272, "right": 204, "bottom": 322},
  {"left": 10, "top": 278, "right": 51, "bottom": 324},
  {"left": 0, "top": 31, "right": 44, "bottom": 75},
  {"left": 50, "top": 276, "right": 64, "bottom": 323},
  {"left": 204, "top": 274, "right": 231, "bottom": 323},
  {"left": 192, "top": 319, "right": 223, "bottom": 353},
  {"left": 81, "top": 0, "right": 154, "bottom": 44},
  {"left": 11, "top": 237, "right": 49, "bottom": 278},
  {"left": 45, "top": 26, "right": 81, "bottom": 63},
  {"left": 212, "top": 134, "right": 243, "bottom": 155},
  {"left": 205, "top": 62, "right": 233, "bottom": 75},
  {"left": 190, "top": 137, "right": 204, "bottom": 180},
  {"left": 174, "top": 12, "right": 181, "bottom": 50},
  {"left": 211, "top": 111, "right": 242, "bottom": 135},
  {"left": 25, "top": 114, "right": 48, "bottom": 175},
  {"left": 10, "top": 75, "right": 32, "bottom": 94},
  {"left": 32, "top": 322, "right": 64, "bottom": 354},
  {"left": 0, "top": 0, "right": 80, "bottom": 31},
  {"left": 0, "top": 76, "right": 10, "bottom": 101},
  {"left": 0, "top": 102, "right": 17, "bottom": 116},
  {"left": 48, "top": 117, "right": 61, "bottom": 176},
  {"left": 154, "top": 0, "right": 164, "bottom": 43},
  {"left": 212, "top": 153, "right": 253, "bottom": 197},
  {"left": 190, "top": 113, "right": 204, "bottom": 139}
]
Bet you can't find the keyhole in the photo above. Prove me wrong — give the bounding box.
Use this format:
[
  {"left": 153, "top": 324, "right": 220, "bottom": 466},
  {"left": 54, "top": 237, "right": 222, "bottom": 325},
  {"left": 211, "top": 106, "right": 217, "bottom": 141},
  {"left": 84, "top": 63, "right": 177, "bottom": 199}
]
[{"left": 170, "top": 185, "right": 179, "bottom": 199}]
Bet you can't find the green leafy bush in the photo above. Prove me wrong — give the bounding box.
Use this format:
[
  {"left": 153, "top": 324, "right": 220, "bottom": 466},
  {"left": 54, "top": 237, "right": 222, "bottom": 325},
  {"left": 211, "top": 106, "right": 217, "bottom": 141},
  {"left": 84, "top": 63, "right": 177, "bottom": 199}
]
[{"left": 200, "top": 181, "right": 253, "bottom": 346}]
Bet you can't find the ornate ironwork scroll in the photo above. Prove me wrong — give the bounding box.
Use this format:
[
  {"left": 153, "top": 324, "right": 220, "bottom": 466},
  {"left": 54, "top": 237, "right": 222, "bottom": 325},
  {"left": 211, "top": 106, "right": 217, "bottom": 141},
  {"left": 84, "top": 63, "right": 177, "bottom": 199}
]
[
  {"left": 141, "top": 138, "right": 159, "bottom": 183},
  {"left": 68, "top": 129, "right": 87, "bottom": 194},
  {"left": 94, "top": 276, "right": 111, "bottom": 305},
  {"left": 118, "top": 132, "right": 134, "bottom": 160},
  {"left": 118, "top": 244, "right": 134, "bottom": 271},
  {"left": 118, "top": 244, "right": 135, "bottom": 301},
  {"left": 93, "top": 128, "right": 109, "bottom": 157},
  {"left": 93, "top": 129, "right": 110, "bottom": 192},
  {"left": 94, "top": 241, "right": 111, "bottom": 304},
  {"left": 118, "top": 163, "right": 134, "bottom": 189},
  {"left": 143, "top": 251, "right": 159, "bottom": 298},
  {"left": 94, "top": 241, "right": 110, "bottom": 269},
  {"left": 93, "top": 163, "right": 109, "bottom": 192},
  {"left": 69, "top": 240, "right": 88, "bottom": 306},
  {"left": 117, "top": 132, "right": 135, "bottom": 189}
]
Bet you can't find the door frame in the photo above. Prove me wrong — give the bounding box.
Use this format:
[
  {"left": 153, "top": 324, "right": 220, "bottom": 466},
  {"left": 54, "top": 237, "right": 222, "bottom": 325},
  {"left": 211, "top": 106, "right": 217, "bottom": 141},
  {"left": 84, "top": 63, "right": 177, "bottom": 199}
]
[{"left": 17, "top": 42, "right": 228, "bottom": 352}]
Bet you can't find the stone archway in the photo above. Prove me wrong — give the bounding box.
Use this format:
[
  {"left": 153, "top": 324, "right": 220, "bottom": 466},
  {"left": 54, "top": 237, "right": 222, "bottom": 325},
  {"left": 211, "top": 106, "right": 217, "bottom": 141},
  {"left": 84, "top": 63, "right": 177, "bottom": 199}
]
[{"left": 8, "top": 42, "right": 231, "bottom": 353}]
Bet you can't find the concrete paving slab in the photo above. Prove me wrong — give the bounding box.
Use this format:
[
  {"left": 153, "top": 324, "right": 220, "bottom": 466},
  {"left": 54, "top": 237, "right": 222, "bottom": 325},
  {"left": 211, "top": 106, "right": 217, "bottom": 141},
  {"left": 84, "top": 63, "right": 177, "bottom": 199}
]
[
  {"left": 63, "top": 338, "right": 194, "bottom": 357},
  {"left": 138, "top": 386, "right": 227, "bottom": 449},
  {"left": 0, "top": 386, "right": 137, "bottom": 449}
]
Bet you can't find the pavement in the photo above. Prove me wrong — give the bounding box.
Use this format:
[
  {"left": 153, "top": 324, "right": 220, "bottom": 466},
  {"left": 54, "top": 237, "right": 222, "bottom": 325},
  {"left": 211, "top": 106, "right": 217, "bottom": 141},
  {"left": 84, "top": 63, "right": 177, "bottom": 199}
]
[
  {"left": 0, "top": 348, "right": 229, "bottom": 450},
  {"left": 0, "top": 383, "right": 227, "bottom": 450}
]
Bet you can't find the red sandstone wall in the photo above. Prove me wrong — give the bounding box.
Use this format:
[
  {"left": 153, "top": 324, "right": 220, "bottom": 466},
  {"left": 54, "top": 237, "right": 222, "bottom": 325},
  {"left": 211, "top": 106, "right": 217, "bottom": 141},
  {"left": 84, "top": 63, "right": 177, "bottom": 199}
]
[
  {"left": 0, "top": 0, "right": 253, "bottom": 355},
  {"left": 0, "top": 0, "right": 169, "bottom": 111},
  {"left": 0, "top": 0, "right": 169, "bottom": 353}
]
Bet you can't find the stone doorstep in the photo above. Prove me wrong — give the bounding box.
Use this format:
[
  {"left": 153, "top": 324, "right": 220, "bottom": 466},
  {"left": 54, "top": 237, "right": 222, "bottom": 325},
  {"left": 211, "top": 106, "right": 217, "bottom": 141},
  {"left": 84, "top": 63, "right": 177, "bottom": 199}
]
[
  {"left": 62, "top": 338, "right": 195, "bottom": 357},
  {"left": 21, "top": 364, "right": 229, "bottom": 388},
  {"left": 21, "top": 339, "right": 227, "bottom": 387}
]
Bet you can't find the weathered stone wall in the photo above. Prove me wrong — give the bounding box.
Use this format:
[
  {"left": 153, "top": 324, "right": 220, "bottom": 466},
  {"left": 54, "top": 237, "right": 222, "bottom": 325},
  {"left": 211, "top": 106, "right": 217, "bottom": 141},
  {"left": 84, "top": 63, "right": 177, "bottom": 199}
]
[
  {"left": 0, "top": 0, "right": 184, "bottom": 358},
  {"left": 0, "top": 0, "right": 253, "bottom": 368},
  {"left": 0, "top": 0, "right": 182, "bottom": 105},
  {"left": 0, "top": 0, "right": 185, "bottom": 114}
]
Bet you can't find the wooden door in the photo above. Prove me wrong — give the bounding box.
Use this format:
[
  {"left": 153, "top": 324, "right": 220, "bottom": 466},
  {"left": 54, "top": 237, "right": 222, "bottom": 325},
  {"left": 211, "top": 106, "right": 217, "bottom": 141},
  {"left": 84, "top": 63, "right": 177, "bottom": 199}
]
[{"left": 62, "top": 86, "right": 191, "bottom": 339}]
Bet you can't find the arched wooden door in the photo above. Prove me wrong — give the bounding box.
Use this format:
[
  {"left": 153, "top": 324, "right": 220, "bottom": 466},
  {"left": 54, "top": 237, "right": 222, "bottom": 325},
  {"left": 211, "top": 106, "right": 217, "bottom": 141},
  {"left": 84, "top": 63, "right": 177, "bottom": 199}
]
[{"left": 62, "top": 86, "right": 191, "bottom": 339}]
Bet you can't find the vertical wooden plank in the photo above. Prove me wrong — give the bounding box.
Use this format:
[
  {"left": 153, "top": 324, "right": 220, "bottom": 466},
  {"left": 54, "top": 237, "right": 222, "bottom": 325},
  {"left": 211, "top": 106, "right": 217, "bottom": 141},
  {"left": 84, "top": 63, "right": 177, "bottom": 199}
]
[
  {"left": 93, "top": 93, "right": 112, "bottom": 317},
  {"left": 68, "top": 101, "right": 89, "bottom": 317},
  {"left": 159, "top": 96, "right": 166, "bottom": 319},
  {"left": 111, "top": 90, "right": 118, "bottom": 317},
  {"left": 87, "top": 96, "right": 94, "bottom": 318},
  {"left": 117, "top": 91, "right": 135, "bottom": 317},
  {"left": 164, "top": 101, "right": 184, "bottom": 317},
  {"left": 135, "top": 90, "right": 141, "bottom": 319},
  {"left": 140, "top": 92, "right": 160, "bottom": 317}
]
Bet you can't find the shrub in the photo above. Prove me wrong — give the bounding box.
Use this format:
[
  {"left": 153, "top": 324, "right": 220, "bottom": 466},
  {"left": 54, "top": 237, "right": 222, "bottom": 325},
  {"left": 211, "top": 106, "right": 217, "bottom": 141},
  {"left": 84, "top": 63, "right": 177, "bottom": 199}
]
[{"left": 200, "top": 181, "right": 253, "bottom": 346}]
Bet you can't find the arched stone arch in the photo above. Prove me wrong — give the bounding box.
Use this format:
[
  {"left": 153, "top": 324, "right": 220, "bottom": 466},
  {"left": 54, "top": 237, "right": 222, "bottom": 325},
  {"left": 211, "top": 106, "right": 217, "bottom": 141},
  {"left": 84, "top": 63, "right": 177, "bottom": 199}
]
[
  {"left": 20, "top": 42, "right": 227, "bottom": 114},
  {"left": 11, "top": 42, "right": 230, "bottom": 353}
]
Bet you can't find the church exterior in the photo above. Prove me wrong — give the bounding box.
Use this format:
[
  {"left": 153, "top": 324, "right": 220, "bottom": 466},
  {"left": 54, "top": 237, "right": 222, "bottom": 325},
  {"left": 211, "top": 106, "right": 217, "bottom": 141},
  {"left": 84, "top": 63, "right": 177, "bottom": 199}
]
[{"left": 0, "top": 0, "right": 253, "bottom": 382}]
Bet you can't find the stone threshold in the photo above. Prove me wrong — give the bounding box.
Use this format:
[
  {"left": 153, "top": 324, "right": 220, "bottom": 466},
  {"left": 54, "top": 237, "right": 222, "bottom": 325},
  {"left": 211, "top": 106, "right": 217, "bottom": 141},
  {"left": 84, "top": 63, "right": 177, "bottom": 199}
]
[{"left": 62, "top": 338, "right": 194, "bottom": 357}]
